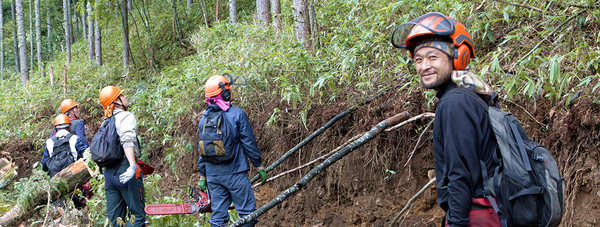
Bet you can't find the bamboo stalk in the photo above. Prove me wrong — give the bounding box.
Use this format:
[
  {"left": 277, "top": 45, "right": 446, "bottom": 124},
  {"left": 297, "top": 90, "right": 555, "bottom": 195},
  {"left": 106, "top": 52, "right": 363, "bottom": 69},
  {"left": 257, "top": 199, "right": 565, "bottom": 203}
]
[{"left": 232, "top": 111, "right": 410, "bottom": 227}]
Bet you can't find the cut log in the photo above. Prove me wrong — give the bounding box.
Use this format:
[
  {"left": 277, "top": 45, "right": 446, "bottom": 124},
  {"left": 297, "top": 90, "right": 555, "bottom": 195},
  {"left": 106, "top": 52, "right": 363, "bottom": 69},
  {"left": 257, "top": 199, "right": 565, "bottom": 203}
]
[
  {"left": 0, "top": 158, "right": 9, "bottom": 169},
  {"left": 0, "top": 159, "right": 18, "bottom": 189},
  {"left": 0, "top": 159, "right": 92, "bottom": 227}
]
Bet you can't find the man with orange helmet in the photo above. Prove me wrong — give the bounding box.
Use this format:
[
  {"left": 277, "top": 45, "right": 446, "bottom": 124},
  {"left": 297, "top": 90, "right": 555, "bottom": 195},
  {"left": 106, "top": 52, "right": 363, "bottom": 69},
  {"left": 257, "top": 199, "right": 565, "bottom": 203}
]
[
  {"left": 42, "top": 114, "right": 88, "bottom": 178},
  {"left": 197, "top": 73, "right": 267, "bottom": 227},
  {"left": 50, "top": 99, "right": 90, "bottom": 149},
  {"left": 98, "top": 85, "right": 146, "bottom": 227},
  {"left": 392, "top": 12, "right": 501, "bottom": 227}
]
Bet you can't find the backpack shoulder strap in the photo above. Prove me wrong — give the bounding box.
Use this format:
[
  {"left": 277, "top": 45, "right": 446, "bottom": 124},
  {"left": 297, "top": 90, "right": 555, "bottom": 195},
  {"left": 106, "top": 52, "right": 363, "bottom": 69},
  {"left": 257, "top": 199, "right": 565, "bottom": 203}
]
[{"left": 445, "top": 87, "right": 490, "bottom": 111}]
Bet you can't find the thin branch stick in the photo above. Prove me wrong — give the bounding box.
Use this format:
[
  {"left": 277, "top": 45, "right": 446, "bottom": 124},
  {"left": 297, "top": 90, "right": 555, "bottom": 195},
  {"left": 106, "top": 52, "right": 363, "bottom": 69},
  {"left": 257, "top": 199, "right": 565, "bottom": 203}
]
[
  {"left": 404, "top": 120, "right": 433, "bottom": 167},
  {"left": 398, "top": 204, "right": 413, "bottom": 227},
  {"left": 493, "top": 0, "right": 542, "bottom": 12},
  {"left": 253, "top": 133, "right": 364, "bottom": 188},
  {"left": 386, "top": 112, "right": 435, "bottom": 132},
  {"left": 39, "top": 183, "right": 51, "bottom": 227},
  {"left": 501, "top": 97, "right": 548, "bottom": 129},
  {"left": 389, "top": 177, "right": 436, "bottom": 227}
]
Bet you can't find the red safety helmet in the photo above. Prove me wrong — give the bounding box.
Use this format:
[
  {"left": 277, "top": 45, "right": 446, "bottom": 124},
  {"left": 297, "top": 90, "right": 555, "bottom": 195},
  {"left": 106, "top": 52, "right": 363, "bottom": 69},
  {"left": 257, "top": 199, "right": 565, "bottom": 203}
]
[{"left": 391, "top": 12, "right": 475, "bottom": 70}]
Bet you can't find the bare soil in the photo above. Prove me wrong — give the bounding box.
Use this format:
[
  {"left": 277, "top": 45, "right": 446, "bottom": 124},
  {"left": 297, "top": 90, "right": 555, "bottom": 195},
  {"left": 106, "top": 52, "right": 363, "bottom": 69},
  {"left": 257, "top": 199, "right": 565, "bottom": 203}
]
[{"left": 3, "top": 85, "right": 599, "bottom": 227}]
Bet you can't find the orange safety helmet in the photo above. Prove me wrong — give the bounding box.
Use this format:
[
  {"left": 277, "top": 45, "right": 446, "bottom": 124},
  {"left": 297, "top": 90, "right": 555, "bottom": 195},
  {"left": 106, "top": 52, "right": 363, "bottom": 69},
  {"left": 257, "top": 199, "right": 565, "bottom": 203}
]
[
  {"left": 99, "top": 86, "right": 124, "bottom": 109},
  {"left": 60, "top": 99, "right": 78, "bottom": 114},
  {"left": 54, "top": 114, "right": 72, "bottom": 128},
  {"left": 204, "top": 75, "right": 232, "bottom": 99},
  {"left": 391, "top": 12, "right": 475, "bottom": 70}
]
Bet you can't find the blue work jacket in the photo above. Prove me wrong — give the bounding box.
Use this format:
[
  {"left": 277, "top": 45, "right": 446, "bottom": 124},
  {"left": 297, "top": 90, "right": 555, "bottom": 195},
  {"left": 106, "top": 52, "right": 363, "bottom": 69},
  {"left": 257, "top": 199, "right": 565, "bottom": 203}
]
[{"left": 197, "top": 104, "right": 263, "bottom": 176}]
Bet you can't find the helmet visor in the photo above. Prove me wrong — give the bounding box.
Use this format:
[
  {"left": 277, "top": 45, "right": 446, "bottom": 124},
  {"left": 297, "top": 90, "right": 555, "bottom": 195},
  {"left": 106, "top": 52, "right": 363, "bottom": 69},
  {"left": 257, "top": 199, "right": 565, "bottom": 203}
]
[
  {"left": 222, "top": 73, "right": 248, "bottom": 86},
  {"left": 391, "top": 12, "right": 455, "bottom": 49}
]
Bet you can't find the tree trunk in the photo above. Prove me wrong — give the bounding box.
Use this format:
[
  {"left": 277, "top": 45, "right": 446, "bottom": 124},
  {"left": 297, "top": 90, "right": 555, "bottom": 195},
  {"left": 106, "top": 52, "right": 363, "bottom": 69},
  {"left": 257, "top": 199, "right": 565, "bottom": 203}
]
[
  {"left": 87, "top": 1, "right": 94, "bottom": 61},
  {"left": 82, "top": 7, "right": 87, "bottom": 45},
  {"left": 309, "top": 0, "right": 318, "bottom": 49},
  {"left": 16, "top": 0, "right": 28, "bottom": 86},
  {"left": 187, "top": 0, "right": 192, "bottom": 14},
  {"left": 94, "top": 0, "right": 102, "bottom": 65},
  {"left": 63, "top": 0, "right": 71, "bottom": 64},
  {"left": 11, "top": 0, "right": 20, "bottom": 73},
  {"left": 0, "top": 159, "right": 92, "bottom": 227},
  {"left": 271, "top": 0, "right": 281, "bottom": 31},
  {"left": 256, "top": 0, "right": 270, "bottom": 29},
  {"left": 229, "top": 0, "right": 237, "bottom": 23},
  {"left": 170, "top": 0, "right": 183, "bottom": 42},
  {"left": 35, "top": 0, "right": 42, "bottom": 70},
  {"left": 137, "top": 0, "right": 156, "bottom": 67},
  {"left": 0, "top": 0, "right": 4, "bottom": 80},
  {"left": 49, "top": 65, "right": 53, "bottom": 87},
  {"left": 29, "top": 0, "right": 33, "bottom": 69},
  {"left": 47, "top": 7, "right": 51, "bottom": 53},
  {"left": 120, "top": 0, "right": 130, "bottom": 71},
  {"left": 198, "top": 0, "right": 208, "bottom": 26},
  {"left": 67, "top": 0, "right": 72, "bottom": 44},
  {"left": 215, "top": 0, "right": 219, "bottom": 21},
  {"left": 293, "top": 0, "right": 311, "bottom": 50}
]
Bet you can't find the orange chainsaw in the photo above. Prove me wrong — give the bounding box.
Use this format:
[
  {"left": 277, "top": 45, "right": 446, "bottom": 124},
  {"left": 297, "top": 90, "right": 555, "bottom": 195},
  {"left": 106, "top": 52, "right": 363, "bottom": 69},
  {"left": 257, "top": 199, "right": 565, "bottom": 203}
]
[{"left": 145, "top": 186, "right": 233, "bottom": 215}]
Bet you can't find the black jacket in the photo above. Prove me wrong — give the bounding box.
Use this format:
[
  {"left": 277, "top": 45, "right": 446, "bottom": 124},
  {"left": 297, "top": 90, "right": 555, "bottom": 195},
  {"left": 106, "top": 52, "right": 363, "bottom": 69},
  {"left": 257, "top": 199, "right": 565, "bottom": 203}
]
[{"left": 433, "top": 82, "right": 498, "bottom": 227}]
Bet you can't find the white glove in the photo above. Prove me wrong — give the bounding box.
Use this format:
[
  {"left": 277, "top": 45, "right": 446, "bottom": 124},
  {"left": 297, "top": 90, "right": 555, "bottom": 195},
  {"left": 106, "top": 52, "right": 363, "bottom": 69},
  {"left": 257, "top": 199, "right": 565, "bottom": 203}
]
[{"left": 119, "top": 164, "right": 137, "bottom": 184}]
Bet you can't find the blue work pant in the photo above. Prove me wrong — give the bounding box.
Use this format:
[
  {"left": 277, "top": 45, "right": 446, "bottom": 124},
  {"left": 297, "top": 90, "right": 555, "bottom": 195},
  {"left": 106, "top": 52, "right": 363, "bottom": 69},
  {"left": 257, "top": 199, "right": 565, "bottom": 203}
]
[
  {"left": 207, "top": 171, "right": 257, "bottom": 227},
  {"left": 105, "top": 173, "right": 146, "bottom": 227}
]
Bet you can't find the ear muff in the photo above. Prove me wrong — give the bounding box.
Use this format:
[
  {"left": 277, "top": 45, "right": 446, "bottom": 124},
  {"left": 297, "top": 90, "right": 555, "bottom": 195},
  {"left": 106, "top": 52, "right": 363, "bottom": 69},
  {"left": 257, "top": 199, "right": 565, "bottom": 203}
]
[
  {"left": 218, "top": 82, "right": 231, "bottom": 101},
  {"left": 453, "top": 44, "right": 471, "bottom": 70}
]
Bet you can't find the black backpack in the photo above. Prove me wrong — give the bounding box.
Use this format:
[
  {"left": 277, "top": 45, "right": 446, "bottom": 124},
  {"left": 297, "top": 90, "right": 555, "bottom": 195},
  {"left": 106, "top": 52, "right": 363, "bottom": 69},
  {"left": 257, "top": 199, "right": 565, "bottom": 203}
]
[
  {"left": 452, "top": 88, "right": 564, "bottom": 227},
  {"left": 90, "top": 113, "right": 124, "bottom": 168},
  {"left": 198, "top": 110, "right": 235, "bottom": 164},
  {"left": 46, "top": 134, "right": 76, "bottom": 178}
]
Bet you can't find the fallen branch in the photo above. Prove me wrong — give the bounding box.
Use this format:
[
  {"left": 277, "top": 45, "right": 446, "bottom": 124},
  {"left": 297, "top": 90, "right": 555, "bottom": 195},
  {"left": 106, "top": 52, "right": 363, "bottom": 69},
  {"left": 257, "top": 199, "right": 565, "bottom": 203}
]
[
  {"left": 232, "top": 111, "right": 410, "bottom": 227},
  {"left": 386, "top": 112, "right": 435, "bottom": 132},
  {"left": 404, "top": 120, "right": 433, "bottom": 167},
  {"left": 493, "top": 0, "right": 542, "bottom": 12},
  {"left": 250, "top": 81, "right": 409, "bottom": 184},
  {"left": 389, "top": 177, "right": 436, "bottom": 227},
  {"left": 253, "top": 133, "right": 364, "bottom": 188},
  {"left": 0, "top": 159, "right": 92, "bottom": 226}
]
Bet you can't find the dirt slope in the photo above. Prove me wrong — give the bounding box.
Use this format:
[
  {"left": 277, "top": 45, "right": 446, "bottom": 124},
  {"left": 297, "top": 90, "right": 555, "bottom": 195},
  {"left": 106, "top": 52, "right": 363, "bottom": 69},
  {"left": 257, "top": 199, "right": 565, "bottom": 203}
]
[{"left": 2, "top": 85, "right": 599, "bottom": 227}]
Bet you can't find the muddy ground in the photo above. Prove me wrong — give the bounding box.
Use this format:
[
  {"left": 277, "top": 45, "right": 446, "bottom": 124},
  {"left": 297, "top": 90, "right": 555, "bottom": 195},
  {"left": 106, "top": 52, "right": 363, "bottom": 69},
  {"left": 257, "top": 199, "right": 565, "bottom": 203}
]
[{"left": 2, "top": 85, "right": 599, "bottom": 226}]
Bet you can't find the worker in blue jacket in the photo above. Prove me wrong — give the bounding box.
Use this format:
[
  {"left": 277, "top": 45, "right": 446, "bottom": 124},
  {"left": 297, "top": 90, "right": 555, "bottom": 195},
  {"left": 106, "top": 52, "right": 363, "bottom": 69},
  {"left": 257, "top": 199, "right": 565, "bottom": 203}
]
[
  {"left": 197, "top": 74, "right": 268, "bottom": 227},
  {"left": 50, "top": 99, "right": 90, "bottom": 150}
]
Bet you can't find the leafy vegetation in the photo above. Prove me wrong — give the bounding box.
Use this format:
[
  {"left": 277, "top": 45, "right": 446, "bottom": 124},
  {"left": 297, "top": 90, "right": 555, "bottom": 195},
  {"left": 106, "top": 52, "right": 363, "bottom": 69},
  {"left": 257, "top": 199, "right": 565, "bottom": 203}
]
[{"left": 0, "top": 0, "right": 599, "bottom": 225}]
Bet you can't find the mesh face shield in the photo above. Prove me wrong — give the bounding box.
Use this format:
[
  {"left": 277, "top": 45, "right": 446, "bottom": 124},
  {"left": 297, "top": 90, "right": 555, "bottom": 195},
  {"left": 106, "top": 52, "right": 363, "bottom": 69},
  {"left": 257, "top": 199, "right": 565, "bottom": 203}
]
[{"left": 391, "top": 12, "right": 456, "bottom": 49}]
